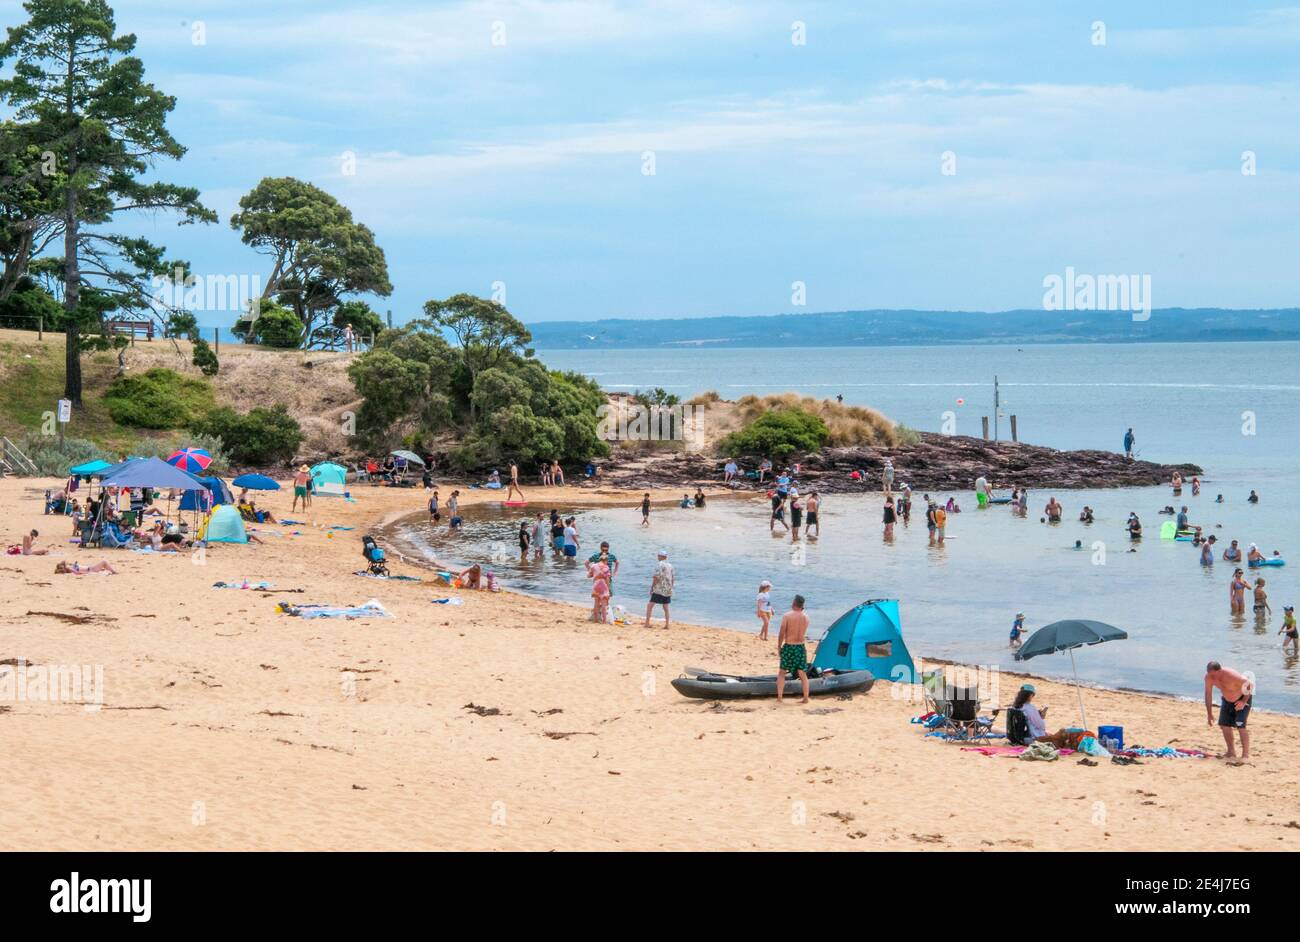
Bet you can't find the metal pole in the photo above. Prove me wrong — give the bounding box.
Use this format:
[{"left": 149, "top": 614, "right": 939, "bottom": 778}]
[
  {"left": 994, "top": 375, "right": 999, "bottom": 442},
  {"left": 1070, "top": 648, "right": 1087, "bottom": 728},
  {"left": 215, "top": 327, "right": 220, "bottom": 354}
]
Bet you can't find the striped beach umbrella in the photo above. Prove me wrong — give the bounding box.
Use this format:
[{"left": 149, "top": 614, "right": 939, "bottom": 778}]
[{"left": 166, "top": 447, "right": 213, "bottom": 474}]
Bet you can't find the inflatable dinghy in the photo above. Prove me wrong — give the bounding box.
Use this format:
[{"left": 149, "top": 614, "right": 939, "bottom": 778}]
[
  {"left": 671, "top": 668, "right": 875, "bottom": 700},
  {"left": 1249, "top": 558, "right": 1286, "bottom": 567},
  {"left": 988, "top": 497, "right": 1013, "bottom": 505}
]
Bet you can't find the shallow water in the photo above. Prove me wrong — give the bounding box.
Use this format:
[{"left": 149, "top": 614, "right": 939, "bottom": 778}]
[{"left": 387, "top": 483, "right": 1300, "bottom": 712}]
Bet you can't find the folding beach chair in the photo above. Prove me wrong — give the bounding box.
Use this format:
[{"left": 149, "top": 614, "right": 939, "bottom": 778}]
[{"left": 921, "top": 669, "right": 997, "bottom": 741}]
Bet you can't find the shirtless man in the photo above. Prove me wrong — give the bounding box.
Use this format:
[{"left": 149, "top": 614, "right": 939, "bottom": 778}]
[
  {"left": 805, "top": 491, "right": 821, "bottom": 537},
  {"left": 21, "top": 530, "right": 48, "bottom": 555},
  {"left": 1205, "top": 661, "right": 1253, "bottom": 759},
  {"left": 506, "top": 462, "right": 525, "bottom": 503},
  {"left": 1044, "top": 497, "right": 1063, "bottom": 523},
  {"left": 776, "top": 594, "right": 811, "bottom": 704}
]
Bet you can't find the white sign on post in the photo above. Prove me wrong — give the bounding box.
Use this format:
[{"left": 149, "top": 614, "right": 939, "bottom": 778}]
[{"left": 57, "top": 399, "right": 71, "bottom": 423}]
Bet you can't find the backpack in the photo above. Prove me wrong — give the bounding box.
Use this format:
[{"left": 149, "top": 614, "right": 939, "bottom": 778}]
[{"left": 1006, "top": 708, "right": 1031, "bottom": 746}]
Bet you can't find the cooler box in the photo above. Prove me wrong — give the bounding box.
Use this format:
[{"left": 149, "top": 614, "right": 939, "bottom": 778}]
[{"left": 1098, "top": 725, "right": 1124, "bottom": 751}]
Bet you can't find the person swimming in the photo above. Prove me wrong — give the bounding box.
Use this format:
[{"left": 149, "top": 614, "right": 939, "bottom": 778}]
[
  {"left": 1248, "top": 490, "right": 1260, "bottom": 504},
  {"left": 1079, "top": 506, "right": 1094, "bottom": 523}
]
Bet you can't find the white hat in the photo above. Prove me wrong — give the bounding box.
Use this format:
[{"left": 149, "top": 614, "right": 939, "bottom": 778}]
[
  {"left": 759, "top": 579, "right": 772, "bottom": 588},
  {"left": 657, "top": 549, "right": 668, "bottom": 557}
]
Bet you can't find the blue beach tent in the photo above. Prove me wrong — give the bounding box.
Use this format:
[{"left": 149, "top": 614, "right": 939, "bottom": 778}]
[
  {"left": 179, "top": 475, "right": 233, "bottom": 511},
  {"left": 812, "top": 599, "right": 916, "bottom": 683},
  {"left": 198, "top": 504, "right": 248, "bottom": 544}
]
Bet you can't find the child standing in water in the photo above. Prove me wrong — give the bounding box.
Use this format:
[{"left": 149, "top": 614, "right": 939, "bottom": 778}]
[
  {"left": 756, "top": 579, "right": 774, "bottom": 640},
  {"left": 1280, "top": 605, "right": 1298, "bottom": 654},
  {"left": 1010, "top": 612, "right": 1026, "bottom": 648}
]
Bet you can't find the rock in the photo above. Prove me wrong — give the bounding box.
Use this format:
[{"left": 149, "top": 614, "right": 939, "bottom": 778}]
[{"left": 592, "top": 434, "right": 1200, "bottom": 493}]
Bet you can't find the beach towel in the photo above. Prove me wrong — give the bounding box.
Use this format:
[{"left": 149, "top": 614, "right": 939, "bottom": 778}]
[
  {"left": 213, "top": 580, "right": 273, "bottom": 590},
  {"left": 276, "top": 599, "right": 390, "bottom": 619},
  {"left": 961, "top": 745, "right": 1078, "bottom": 758},
  {"left": 1115, "top": 746, "right": 1208, "bottom": 759},
  {"left": 431, "top": 597, "right": 465, "bottom": 605},
  {"left": 1019, "top": 742, "right": 1061, "bottom": 761}
]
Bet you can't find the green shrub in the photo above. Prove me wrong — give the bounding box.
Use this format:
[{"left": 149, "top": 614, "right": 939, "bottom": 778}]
[
  {"left": 191, "top": 337, "right": 219, "bottom": 376},
  {"left": 104, "top": 368, "right": 215, "bottom": 429},
  {"left": 720, "top": 408, "right": 830, "bottom": 459},
  {"left": 191, "top": 404, "right": 303, "bottom": 465},
  {"left": 14, "top": 434, "right": 109, "bottom": 476},
  {"left": 894, "top": 424, "right": 922, "bottom": 446}
]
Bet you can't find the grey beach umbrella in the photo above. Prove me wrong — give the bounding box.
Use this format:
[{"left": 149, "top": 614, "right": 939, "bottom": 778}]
[{"left": 1014, "top": 619, "right": 1128, "bottom": 727}]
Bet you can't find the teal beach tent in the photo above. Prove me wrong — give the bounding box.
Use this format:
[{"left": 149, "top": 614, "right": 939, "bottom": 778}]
[
  {"left": 812, "top": 599, "right": 916, "bottom": 682},
  {"left": 310, "top": 461, "right": 348, "bottom": 496},
  {"left": 200, "top": 504, "right": 248, "bottom": 544}
]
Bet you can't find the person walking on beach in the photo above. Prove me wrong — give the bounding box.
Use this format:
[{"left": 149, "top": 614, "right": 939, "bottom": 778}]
[
  {"left": 755, "top": 579, "right": 774, "bottom": 640},
  {"left": 1205, "top": 661, "right": 1253, "bottom": 759},
  {"left": 507, "top": 462, "right": 525, "bottom": 503},
  {"left": 882, "top": 459, "right": 895, "bottom": 495},
  {"left": 776, "top": 595, "right": 811, "bottom": 704},
  {"left": 1230, "top": 569, "right": 1249, "bottom": 615},
  {"left": 292, "top": 466, "right": 312, "bottom": 513},
  {"left": 1123, "top": 427, "right": 1135, "bottom": 460},
  {"left": 645, "top": 550, "right": 674, "bottom": 629},
  {"left": 806, "top": 491, "right": 821, "bottom": 537},
  {"left": 640, "top": 493, "right": 651, "bottom": 527}
]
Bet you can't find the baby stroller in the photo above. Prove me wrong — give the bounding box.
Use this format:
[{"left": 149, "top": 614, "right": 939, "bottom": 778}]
[{"left": 361, "top": 534, "right": 389, "bottom": 577}]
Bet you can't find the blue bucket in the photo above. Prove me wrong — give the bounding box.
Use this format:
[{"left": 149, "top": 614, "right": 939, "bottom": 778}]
[{"left": 1098, "top": 725, "right": 1124, "bottom": 751}]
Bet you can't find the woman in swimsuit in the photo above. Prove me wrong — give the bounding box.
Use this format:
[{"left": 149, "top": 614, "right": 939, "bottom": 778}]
[
  {"left": 1253, "top": 578, "right": 1272, "bottom": 619},
  {"left": 882, "top": 497, "right": 896, "bottom": 539},
  {"left": 1230, "top": 569, "right": 1248, "bottom": 615}
]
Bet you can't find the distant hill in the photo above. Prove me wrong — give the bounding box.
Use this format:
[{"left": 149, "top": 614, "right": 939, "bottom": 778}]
[{"left": 526, "top": 308, "right": 1300, "bottom": 349}]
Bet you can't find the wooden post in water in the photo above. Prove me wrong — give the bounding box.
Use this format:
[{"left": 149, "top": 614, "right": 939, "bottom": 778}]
[
  {"left": 981, "top": 416, "right": 990, "bottom": 440},
  {"left": 1010, "top": 415, "right": 1018, "bottom": 442}
]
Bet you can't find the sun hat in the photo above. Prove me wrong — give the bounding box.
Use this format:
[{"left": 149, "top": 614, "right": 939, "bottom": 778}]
[
  {"left": 299, "top": 465, "right": 309, "bottom": 472},
  {"left": 1016, "top": 611, "right": 1024, "bottom": 617},
  {"left": 657, "top": 549, "right": 668, "bottom": 557},
  {"left": 759, "top": 579, "right": 772, "bottom": 588}
]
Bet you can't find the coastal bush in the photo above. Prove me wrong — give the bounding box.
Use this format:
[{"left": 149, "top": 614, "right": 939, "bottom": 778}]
[
  {"left": 894, "top": 424, "right": 922, "bottom": 447},
  {"left": 104, "top": 368, "right": 215, "bottom": 429},
  {"left": 735, "top": 393, "right": 897, "bottom": 447},
  {"left": 191, "top": 404, "right": 303, "bottom": 466},
  {"left": 191, "top": 337, "right": 219, "bottom": 376},
  {"left": 721, "top": 408, "right": 830, "bottom": 459},
  {"left": 15, "top": 434, "right": 108, "bottom": 476}
]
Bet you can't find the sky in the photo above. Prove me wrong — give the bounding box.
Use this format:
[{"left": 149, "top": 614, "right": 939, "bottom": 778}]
[{"left": 4, "top": 0, "right": 1300, "bottom": 326}]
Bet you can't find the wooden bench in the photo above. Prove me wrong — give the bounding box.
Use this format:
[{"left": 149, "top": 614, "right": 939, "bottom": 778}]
[{"left": 104, "top": 319, "right": 154, "bottom": 340}]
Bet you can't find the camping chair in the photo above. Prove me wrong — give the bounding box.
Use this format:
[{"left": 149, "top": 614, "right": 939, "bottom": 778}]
[
  {"left": 921, "top": 669, "right": 997, "bottom": 741},
  {"left": 78, "top": 518, "right": 101, "bottom": 549}
]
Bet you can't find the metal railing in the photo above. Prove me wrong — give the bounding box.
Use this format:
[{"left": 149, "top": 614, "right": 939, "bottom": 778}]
[{"left": 0, "top": 437, "right": 40, "bottom": 476}]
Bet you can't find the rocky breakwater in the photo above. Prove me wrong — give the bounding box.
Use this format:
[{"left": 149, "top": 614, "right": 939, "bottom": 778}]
[{"left": 589, "top": 434, "right": 1202, "bottom": 495}]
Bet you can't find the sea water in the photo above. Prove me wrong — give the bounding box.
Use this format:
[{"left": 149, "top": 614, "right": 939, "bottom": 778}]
[{"left": 390, "top": 341, "right": 1300, "bottom": 712}]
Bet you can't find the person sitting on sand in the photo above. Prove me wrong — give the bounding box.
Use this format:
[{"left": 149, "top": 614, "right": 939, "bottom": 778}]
[
  {"left": 55, "top": 560, "right": 117, "bottom": 575},
  {"left": 759, "top": 458, "right": 773, "bottom": 483},
  {"left": 1223, "top": 539, "right": 1242, "bottom": 562},
  {"left": 458, "top": 564, "right": 483, "bottom": 590},
  {"left": 21, "top": 529, "right": 48, "bottom": 556},
  {"left": 723, "top": 460, "right": 738, "bottom": 484},
  {"left": 1044, "top": 497, "right": 1063, "bottom": 523},
  {"left": 1012, "top": 683, "right": 1049, "bottom": 740},
  {"left": 147, "top": 522, "right": 181, "bottom": 553},
  {"left": 1205, "top": 661, "right": 1252, "bottom": 759}
]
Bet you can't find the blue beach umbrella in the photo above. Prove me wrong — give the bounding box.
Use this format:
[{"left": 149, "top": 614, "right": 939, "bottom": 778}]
[
  {"left": 231, "top": 473, "right": 281, "bottom": 491},
  {"left": 1014, "top": 619, "right": 1128, "bottom": 727}
]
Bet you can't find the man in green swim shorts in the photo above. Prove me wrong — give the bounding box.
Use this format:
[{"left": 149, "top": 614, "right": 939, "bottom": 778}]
[
  {"left": 292, "top": 465, "right": 312, "bottom": 512},
  {"left": 776, "top": 594, "right": 811, "bottom": 704}
]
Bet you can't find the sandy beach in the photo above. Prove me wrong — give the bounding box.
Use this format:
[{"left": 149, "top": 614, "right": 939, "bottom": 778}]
[{"left": 2, "top": 476, "right": 1297, "bottom": 852}]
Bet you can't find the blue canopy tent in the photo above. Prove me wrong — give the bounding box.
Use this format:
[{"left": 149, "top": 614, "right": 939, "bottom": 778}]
[
  {"left": 812, "top": 599, "right": 916, "bottom": 683},
  {"left": 86, "top": 457, "right": 207, "bottom": 547},
  {"left": 68, "top": 459, "right": 113, "bottom": 478},
  {"left": 179, "top": 475, "right": 233, "bottom": 512}
]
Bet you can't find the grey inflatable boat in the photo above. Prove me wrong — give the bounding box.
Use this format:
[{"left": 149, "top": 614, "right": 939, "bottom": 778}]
[{"left": 671, "top": 669, "right": 875, "bottom": 700}]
